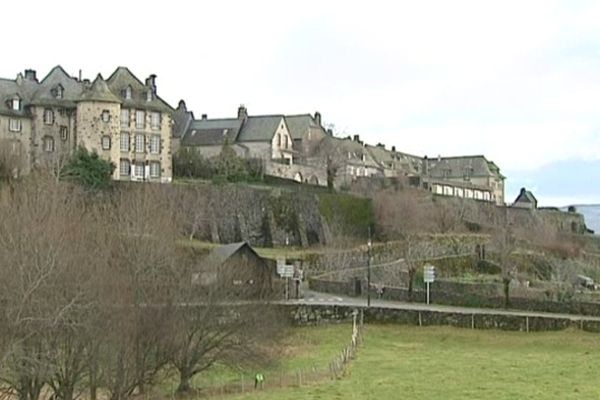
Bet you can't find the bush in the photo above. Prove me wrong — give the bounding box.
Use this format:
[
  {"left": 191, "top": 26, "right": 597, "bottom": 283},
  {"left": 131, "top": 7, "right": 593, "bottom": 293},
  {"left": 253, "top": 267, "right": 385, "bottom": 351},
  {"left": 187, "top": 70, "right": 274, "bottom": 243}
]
[{"left": 60, "top": 146, "right": 114, "bottom": 190}]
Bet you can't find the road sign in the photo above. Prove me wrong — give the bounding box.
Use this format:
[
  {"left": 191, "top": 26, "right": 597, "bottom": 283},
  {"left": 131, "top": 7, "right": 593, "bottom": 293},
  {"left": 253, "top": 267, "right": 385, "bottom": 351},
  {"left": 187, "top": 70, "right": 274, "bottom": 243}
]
[
  {"left": 278, "top": 265, "right": 294, "bottom": 278},
  {"left": 423, "top": 265, "right": 435, "bottom": 283},
  {"left": 423, "top": 265, "right": 435, "bottom": 305}
]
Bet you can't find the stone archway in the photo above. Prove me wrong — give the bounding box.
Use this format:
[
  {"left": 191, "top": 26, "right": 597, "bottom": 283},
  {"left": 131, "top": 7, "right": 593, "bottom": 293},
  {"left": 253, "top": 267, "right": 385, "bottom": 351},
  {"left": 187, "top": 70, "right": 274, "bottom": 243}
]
[
  {"left": 294, "top": 172, "right": 303, "bottom": 183},
  {"left": 309, "top": 175, "right": 319, "bottom": 185}
]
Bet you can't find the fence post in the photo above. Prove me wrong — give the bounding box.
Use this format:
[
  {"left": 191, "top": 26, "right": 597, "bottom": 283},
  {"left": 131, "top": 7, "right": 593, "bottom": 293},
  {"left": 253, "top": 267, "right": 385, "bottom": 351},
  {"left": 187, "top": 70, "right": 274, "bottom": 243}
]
[
  {"left": 526, "top": 316, "right": 529, "bottom": 333},
  {"left": 471, "top": 314, "right": 475, "bottom": 329},
  {"left": 418, "top": 311, "right": 422, "bottom": 327},
  {"left": 241, "top": 373, "right": 244, "bottom": 393}
]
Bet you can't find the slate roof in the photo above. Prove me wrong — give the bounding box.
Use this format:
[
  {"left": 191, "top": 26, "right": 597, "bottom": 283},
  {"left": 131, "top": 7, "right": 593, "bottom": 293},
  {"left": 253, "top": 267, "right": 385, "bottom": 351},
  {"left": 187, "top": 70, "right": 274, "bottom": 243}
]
[
  {"left": 236, "top": 115, "right": 284, "bottom": 142},
  {"left": 30, "top": 66, "right": 84, "bottom": 108},
  {"left": 78, "top": 74, "right": 122, "bottom": 103},
  {"left": 365, "top": 144, "right": 423, "bottom": 174},
  {"left": 513, "top": 188, "right": 538, "bottom": 206},
  {"left": 426, "top": 155, "right": 503, "bottom": 179},
  {"left": 182, "top": 118, "right": 242, "bottom": 146},
  {"left": 330, "top": 137, "right": 381, "bottom": 168},
  {"left": 172, "top": 101, "right": 194, "bottom": 139},
  {"left": 285, "top": 114, "right": 324, "bottom": 140},
  {"left": 204, "top": 241, "right": 260, "bottom": 266},
  {"left": 0, "top": 78, "right": 31, "bottom": 118},
  {"left": 106, "top": 66, "right": 173, "bottom": 113}
]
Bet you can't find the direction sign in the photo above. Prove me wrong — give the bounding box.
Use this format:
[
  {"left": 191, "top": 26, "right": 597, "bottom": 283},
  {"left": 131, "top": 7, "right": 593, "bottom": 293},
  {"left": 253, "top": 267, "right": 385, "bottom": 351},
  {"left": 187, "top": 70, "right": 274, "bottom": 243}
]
[
  {"left": 278, "top": 265, "right": 294, "bottom": 278},
  {"left": 423, "top": 265, "right": 436, "bottom": 283}
]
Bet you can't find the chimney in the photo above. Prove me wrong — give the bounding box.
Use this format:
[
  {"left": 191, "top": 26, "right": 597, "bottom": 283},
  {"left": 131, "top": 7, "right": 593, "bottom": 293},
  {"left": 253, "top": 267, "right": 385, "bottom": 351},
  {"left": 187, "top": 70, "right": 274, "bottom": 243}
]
[
  {"left": 391, "top": 145, "right": 396, "bottom": 152},
  {"left": 314, "top": 111, "right": 322, "bottom": 126},
  {"left": 24, "top": 69, "right": 37, "bottom": 82},
  {"left": 238, "top": 104, "right": 248, "bottom": 120},
  {"left": 201, "top": 114, "right": 208, "bottom": 120},
  {"left": 422, "top": 155, "right": 429, "bottom": 176},
  {"left": 376, "top": 143, "right": 385, "bottom": 148},
  {"left": 78, "top": 69, "right": 82, "bottom": 82},
  {"left": 177, "top": 100, "right": 187, "bottom": 112},
  {"left": 326, "top": 128, "right": 333, "bottom": 136},
  {"left": 145, "top": 74, "right": 157, "bottom": 94},
  {"left": 353, "top": 134, "right": 360, "bottom": 142}
]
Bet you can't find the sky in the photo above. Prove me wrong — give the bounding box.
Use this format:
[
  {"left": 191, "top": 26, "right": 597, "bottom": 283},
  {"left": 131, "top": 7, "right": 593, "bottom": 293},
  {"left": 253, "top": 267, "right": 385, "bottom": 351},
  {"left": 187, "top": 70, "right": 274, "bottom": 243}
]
[{"left": 3, "top": 0, "right": 600, "bottom": 206}]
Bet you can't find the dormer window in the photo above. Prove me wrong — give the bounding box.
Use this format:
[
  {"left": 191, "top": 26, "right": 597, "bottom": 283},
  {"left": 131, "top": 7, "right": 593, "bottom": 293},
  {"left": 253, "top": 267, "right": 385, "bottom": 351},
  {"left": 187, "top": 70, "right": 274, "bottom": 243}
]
[
  {"left": 11, "top": 97, "right": 20, "bottom": 111},
  {"left": 54, "top": 85, "right": 64, "bottom": 99},
  {"left": 122, "top": 86, "right": 132, "bottom": 100}
]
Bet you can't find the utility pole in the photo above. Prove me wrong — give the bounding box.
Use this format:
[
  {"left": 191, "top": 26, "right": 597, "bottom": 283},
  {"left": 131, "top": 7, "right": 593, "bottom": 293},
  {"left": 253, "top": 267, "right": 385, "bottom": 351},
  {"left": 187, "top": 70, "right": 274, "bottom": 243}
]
[{"left": 367, "top": 226, "right": 372, "bottom": 307}]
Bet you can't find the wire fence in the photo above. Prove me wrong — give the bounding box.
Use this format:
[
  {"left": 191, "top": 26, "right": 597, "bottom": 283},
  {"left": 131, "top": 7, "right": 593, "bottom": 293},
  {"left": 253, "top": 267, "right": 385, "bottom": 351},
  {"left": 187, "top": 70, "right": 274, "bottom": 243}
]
[{"left": 192, "top": 310, "right": 365, "bottom": 398}]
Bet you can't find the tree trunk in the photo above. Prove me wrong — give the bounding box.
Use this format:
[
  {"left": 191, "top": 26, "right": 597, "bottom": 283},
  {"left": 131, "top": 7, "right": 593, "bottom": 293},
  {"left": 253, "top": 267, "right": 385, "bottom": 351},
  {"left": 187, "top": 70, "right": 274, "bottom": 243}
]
[
  {"left": 503, "top": 278, "right": 510, "bottom": 308},
  {"left": 408, "top": 269, "right": 415, "bottom": 302},
  {"left": 176, "top": 369, "right": 193, "bottom": 393}
]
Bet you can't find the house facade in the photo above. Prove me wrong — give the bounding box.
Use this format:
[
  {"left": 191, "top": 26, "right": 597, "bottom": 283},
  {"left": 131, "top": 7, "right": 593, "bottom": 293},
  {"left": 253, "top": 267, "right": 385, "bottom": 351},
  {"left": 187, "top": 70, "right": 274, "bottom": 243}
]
[
  {"left": 422, "top": 155, "right": 505, "bottom": 205},
  {"left": 180, "top": 106, "right": 299, "bottom": 174},
  {"left": 0, "top": 66, "right": 174, "bottom": 183}
]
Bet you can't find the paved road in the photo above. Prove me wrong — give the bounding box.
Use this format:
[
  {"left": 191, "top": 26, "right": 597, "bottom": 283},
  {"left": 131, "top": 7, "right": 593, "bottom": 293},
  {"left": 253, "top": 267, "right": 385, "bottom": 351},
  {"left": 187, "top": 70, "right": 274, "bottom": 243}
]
[{"left": 288, "top": 289, "right": 600, "bottom": 322}]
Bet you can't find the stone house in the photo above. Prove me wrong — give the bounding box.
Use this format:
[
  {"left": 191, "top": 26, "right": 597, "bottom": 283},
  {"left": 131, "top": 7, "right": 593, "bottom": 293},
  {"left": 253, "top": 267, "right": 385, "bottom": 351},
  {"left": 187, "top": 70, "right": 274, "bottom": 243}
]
[
  {"left": 284, "top": 112, "right": 327, "bottom": 162},
  {"left": 180, "top": 105, "right": 295, "bottom": 165},
  {"left": 512, "top": 187, "right": 538, "bottom": 210},
  {"left": 0, "top": 66, "right": 174, "bottom": 183},
  {"left": 423, "top": 155, "right": 505, "bottom": 205}
]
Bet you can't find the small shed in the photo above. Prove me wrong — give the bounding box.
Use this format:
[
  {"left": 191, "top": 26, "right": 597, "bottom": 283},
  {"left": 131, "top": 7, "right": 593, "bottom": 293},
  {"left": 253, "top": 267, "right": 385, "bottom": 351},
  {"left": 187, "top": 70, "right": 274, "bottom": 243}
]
[
  {"left": 512, "top": 187, "right": 538, "bottom": 210},
  {"left": 194, "top": 241, "right": 274, "bottom": 299}
]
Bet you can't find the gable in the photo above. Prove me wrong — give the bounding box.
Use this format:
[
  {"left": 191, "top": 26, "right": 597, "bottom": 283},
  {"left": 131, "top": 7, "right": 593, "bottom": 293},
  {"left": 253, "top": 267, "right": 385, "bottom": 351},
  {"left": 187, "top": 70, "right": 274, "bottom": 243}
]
[{"left": 237, "top": 116, "right": 285, "bottom": 142}]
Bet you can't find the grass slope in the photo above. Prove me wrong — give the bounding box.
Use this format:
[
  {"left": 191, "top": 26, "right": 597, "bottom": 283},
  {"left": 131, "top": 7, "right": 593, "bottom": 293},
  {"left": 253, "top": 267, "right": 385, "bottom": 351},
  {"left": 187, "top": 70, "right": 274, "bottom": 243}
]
[{"left": 227, "top": 325, "right": 600, "bottom": 400}]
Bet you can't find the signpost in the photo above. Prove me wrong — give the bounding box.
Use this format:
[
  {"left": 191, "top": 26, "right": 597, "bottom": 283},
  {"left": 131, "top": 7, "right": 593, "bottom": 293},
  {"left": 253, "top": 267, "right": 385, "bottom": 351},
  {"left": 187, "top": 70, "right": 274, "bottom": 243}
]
[
  {"left": 423, "top": 265, "right": 435, "bottom": 305},
  {"left": 277, "top": 259, "right": 294, "bottom": 300}
]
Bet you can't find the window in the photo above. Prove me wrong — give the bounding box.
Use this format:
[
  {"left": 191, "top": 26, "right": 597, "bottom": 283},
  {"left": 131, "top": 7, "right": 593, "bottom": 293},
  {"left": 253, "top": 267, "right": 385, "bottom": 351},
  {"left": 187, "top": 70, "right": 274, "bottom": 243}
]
[
  {"left": 123, "top": 86, "right": 132, "bottom": 100},
  {"left": 9, "top": 119, "right": 21, "bottom": 132},
  {"left": 135, "top": 110, "right": 145, "bottom": 129},
  {"left": 101, "top": 110, "right": 110, "bottom": 123},
  {"left": 60, "top": 126, "right": 68, "bottom": 141},
  {"left": 43, "top": 109, "right": 54, "bottom": 125},
  {"left": 11, "top": 98, "right": 20, "bottom": 111},
  {"left": 54, "top": 85, "right": 64, "bottom": 99},
  {"left": 151, "top": 112, "right": 160, "bottom": 130},
  {"left": 135, "top": 134, "right": 145, "bottom": 153},
  {"left": 277, "top": 133, "right": 281, "bottom": 147},
  {"left": 146, "top": 91, "right": 152, "bottom": 102},
  {"left": 150, "top": 135, "right": 161, "bottom": 154},
  {"left": 120, "top": 109, "right": 129, "bottom": 128},
  {"left": 120, "top": 133, "right": 130, "bottom": 152},
  {"left": 150, "top": 162, "right": 160, "bottom": 178},
  {"left": 101, "top": 135, "right": 111, "bottom": 150},
  {"left": 285, "top": 136, "right": 289, "bottom": 149},
  {"left": 134, "top": 163, "right": 144, "bottom": 178},
  {"left": 119, "top": 159, "right": 130, "bottom": 176},
  {"left": 43, "top": 136, "right": 54, "bottom": 152}
]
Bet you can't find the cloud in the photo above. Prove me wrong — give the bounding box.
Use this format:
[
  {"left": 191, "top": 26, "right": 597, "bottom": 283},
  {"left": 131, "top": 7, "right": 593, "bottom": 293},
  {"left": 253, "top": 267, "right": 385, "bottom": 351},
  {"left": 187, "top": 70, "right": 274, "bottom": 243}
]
[{"left": 1, "top": 0, "right": 599, "bottom": 202}]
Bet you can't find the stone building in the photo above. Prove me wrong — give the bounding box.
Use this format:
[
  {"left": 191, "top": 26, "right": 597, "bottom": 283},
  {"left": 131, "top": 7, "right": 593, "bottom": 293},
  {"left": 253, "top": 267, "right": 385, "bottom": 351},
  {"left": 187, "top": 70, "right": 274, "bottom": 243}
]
[
  {"left": 422, "top": 155, "right": 505, "bottom": 205},
  {"left": 0, "top": 66, "right": 174, "bottom": 183},
  {"left": 512, "top": 187, "right": 538, "bottom": 210}
]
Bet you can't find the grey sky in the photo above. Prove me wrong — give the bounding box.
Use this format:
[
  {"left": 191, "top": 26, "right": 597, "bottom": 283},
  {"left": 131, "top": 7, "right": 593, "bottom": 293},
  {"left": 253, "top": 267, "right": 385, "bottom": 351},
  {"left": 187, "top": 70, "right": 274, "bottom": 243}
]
[{"left": 3, "top": 0, "right": 599, "bottom": 205}]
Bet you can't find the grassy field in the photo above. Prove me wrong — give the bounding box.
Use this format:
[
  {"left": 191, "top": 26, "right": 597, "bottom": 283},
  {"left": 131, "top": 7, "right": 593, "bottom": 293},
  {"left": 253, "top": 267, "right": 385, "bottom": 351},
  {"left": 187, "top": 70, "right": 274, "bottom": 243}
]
[
  {"left": 158, "top": 324, "right": 354, "bottom": 395},
  {"left": 223, "top": 324, "right": 600, "bottom": 400}
]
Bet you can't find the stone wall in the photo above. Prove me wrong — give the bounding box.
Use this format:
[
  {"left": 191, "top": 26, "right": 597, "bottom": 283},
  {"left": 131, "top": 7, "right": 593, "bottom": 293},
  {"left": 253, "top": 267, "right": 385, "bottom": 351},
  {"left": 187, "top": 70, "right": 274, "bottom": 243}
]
[
  {"left": 265, "top": 161, "right": 327, "bottom": 187},
  {"left": 308, "top": 277, "right": 600, "bottom": 317},
  {"left": 287, "top": 304, "right": 600, "bottom": 332}
]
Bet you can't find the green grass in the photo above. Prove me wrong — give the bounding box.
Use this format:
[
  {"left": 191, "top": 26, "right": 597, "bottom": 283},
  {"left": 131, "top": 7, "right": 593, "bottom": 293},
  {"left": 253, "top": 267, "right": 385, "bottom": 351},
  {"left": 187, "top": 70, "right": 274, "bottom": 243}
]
[
  {"left": 158, "top": 324, "right": 354, "bottom": 395},
  {"left": 225, "top": 325, "right": 600, "bottom": 400}
]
